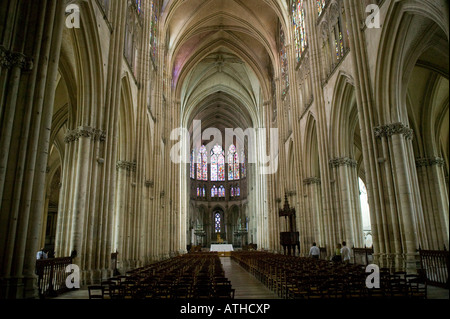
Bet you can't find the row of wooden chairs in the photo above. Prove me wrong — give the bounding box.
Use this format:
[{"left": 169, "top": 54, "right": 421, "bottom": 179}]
[
  {"left": 231, "top": 251, "right": 427, "bottom": 299},
  {"left": 88, "top": 252, "right": 235, "bottom": 299}
]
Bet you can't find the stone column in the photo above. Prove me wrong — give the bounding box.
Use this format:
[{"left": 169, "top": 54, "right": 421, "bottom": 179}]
[
  {"left": 342, "top": 0, "right": 393, "bottom": 269},
  {"left": 416, "top": 157, "right": 449, "bottom": 249},
  {"left": 55, "top": 140, "right": 76, "bottom": 258},
  {"left": 329, "top": 157, "right": 362, "bottom": 248},
  {"left": 0, "top": 0, "right": 65, "bottom": 299},
  {"left": 95, "top": 0, "right": 128, "bottom": 280},
  {"left": 304, "top": 0, "right": 337, "bottom": 253},
  {"left": 375, "top": 123, "right": 419, "bottom": 272},
  {"left": 303, "top": 177, "right": 323, "bottom": 252}
]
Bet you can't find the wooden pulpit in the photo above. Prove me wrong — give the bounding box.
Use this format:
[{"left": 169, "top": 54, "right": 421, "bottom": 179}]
[{"left": 279, "top": 194, "right": 300, "bottom": 256}]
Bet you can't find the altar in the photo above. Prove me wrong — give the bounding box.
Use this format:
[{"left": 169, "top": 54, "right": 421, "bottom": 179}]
[{"left": 210, "top": 244, "right": 234, "bottom": 256}]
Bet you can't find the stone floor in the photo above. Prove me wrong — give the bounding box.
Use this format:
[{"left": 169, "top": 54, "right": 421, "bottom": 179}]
[
  {"left": 220, "top": 257, "right": 280, "bottom": 299},
  {"left": 52, "top": 257, "right": 449, "bottom": 300}
]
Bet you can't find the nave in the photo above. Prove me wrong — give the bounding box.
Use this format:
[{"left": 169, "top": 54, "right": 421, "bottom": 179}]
[
  {"left": 52, "top": 252, "right": 448, "bottom": 300},
  {"left": 53, "top": 254, "right": 279, "bottom": 300},
  {"left": 1, "top": 0, "right": 448, "bottom": 300}
]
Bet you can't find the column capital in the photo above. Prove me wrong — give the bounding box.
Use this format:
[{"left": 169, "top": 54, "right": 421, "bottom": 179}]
[
  {"left": 64, "top": 126, "right": 107, "bottom": 143},
  {"left": 329, "top": 157, "right": 357, "bottom": 168},
  {"left": 116, "top": 160, "right": 137, "bottom": 172},
  {"left": 0, "top": 45, "right": 34, "bottom": 71},
  {"left": 303, "top": 177, "right": 321, "bottom": 185},
  {"left": 374, "top": 122, "right": 414, "bottom": 140},
  {"left": 416, "top": 157, "right": 445, "bottom": 168}
]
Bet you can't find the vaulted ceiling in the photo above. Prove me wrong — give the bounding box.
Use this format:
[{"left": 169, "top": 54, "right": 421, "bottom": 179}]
[{"left": 162, "top": 0, "right": 287, "bottom": 134}]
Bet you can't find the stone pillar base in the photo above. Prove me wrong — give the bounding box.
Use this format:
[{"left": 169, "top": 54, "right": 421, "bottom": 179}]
[
  {"left": 81, "top": 268, "right": 113, "bottom": 286},
  {"left": 404, "top": 252, "right": 419, "bottom": 274},
  {"left": 0, "top": 276, "right": 39, "bottom": 299}
]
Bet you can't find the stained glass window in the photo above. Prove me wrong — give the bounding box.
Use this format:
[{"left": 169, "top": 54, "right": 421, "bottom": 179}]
[
  {"left": 211, "top": 155, "right": 218, "bottom": 181},
  {"left": 136, "top": 0, "right": 142, "bottom": 13},
  {"left": 335, "top": 37, "right": 340, "bottom": 60},
  {"left": 317, "top": 0, "right": 326, "bottom": 16},
  {"left": 196, "top": 148, "right": 202, "bottom": 180},
  {"left": 190, "top": 150, "right": 195, "bottom": 179},
  {"left": 150, "top": 0, "right": 159, "bottom": 62},
  {"left": 334, "top": 28, "right": 343, "bottom": 60},
  {"left": 293, "top": 0, "right": 307, "bottom": 62},
  {"left": 241, "top": 151, "right": 246, "bottom": 178},
  {"left": 214, "top": 213, "right": 221, "bottom": 233},
  {"left": 218, "top": 150, "right": 225, "bottom": 181},
  {"left": 228, "top": 145, "right": 240, "bottom": 181},
  {"left": 197, "top": 146, "right": 207, "bottom": 181},
  {"left": 218, "top": 185, "right": 225, "bottom": 198},
  {"left": 228, "top": 148, "right": 234, "bottom": 181},
  {"left": 211, "top": 145, "right": 225, "bottom": 182},
  {"left": 234, "top": 153, "right": 240, "bottom": 180},
  {"left": 230, "top": 186, "right": 240, "bottom": 197},
  {"left": 280, "top": 27, "right": 289, "bottom": 97},
  {"left": 202, "top": 187, "right": 206, "bottom": 198},
  {"left": 211, "top": 185, "right": 218, "bottom": 198}
]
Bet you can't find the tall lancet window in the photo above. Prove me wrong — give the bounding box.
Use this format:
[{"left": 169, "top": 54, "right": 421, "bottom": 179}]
[
  {"left": 317, "top": 0, "right": 326, "bottom": 16},
  {"left": 241, "top": 151, "right": 246, "bottom": 178},
  {"left": 197, "top": 146, "right": 207, "bottom": 181},
  {"left": 279, "top": 27, "right": 289, "bottom": 98},
  {"left": 214, "top": 213, "right": 221, "bottom": 233},
  {"left": 293, "top": 0, "right": 307, "bottom": 62},
  {"left": 124, "top": 1, "right": 143, "bottom": 76},
  {"left": 190, "top": 149, "right": 195, "bottom": 179},
  {"left": 211, "top": 145, "right": 225, "bottom": 182},
  {"left": 136, "top": 0, "right": 142, "bottom": 14},
  {"left": 228, "top": 145, "right": 240, "bottom": 181},
  {"left": 218, "top": 185, "right": 225, "bottom": 198},
  {"left": 211, "top": 185, "right": 218, "bottom": 198},
  {"left": 150, "top": 0, "right": 160, "bottom": 63}
]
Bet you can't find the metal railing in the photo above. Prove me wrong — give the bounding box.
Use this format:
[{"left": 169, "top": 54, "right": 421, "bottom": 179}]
[
  {"left": 352, "top": 246, "right": 374, "bottom": 266},
  {"left": 419, "top": 247, "right": 449, "bottom": 288},
  {"left": 35, "top": 257, "right": 73, "bottom": 298}
]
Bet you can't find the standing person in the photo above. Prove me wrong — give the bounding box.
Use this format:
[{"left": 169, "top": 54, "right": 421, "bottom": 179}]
[
  {"left": 36, "top": 248, "right": 47, "bottom": 260},
  {"left": 340, "top": 241, "right": 351, "bottom": 264},
  {"left": 47, "top": 250, "right": 55, "bottom": 259},
  {"left": 309, "top": 242, "right": 320, "bottom": 259},
  {"left": 332, "top": 243, "right": 342, "bottom": 263}
]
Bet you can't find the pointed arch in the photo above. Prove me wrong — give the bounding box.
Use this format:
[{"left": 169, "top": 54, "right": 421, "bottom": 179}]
[
  {"left": 303, "top": 112, "right": 320, "bottom": 178},
  {"left": 375, "top": 0, "right": 449, "bottom": 124},
  {"left": 329, "top": 72, "right": 358, "bottom": 158}
]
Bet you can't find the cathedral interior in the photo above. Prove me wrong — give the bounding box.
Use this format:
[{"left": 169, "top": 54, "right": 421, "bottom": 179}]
[{"left": 0, "top": 0, "right": 448, "bottom": 300}]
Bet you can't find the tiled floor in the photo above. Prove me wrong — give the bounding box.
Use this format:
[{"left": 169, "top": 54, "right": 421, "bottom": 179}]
[{"left": 52, "top": 257, "right": 449, "bottom": 300}]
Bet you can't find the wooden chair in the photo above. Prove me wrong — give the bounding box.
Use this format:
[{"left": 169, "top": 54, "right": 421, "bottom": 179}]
[
  {"left": 214, "top": 284, "right": 235, "bottom": 299},
  {"left": 109, "top": 284, "right": 124, "bottom": 299},
  {"left": 193, "top": 284, "right": 213, "bottom": 299},
  {"left": 387, "top": 275, "right": 409, "bottom": 298},
  {"left": 406, "top": 274, "right": 427, "bottom": 299},
  {"left": 100, "top": 280, "right": 114, "bottom": 299},
  {"left": 173, "top": 283, "right": 192, "bottom": 299},
  {"left": 88, "top": 286, "right": 105, "bottom": 299},
  {"left": 121, "top": 280, "right": 137, "bottom": 299}
]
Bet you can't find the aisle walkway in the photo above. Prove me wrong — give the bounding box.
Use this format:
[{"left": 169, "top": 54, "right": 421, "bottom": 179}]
[{"left": 220, "top": 257, "right": 280, "bottom": 299}]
